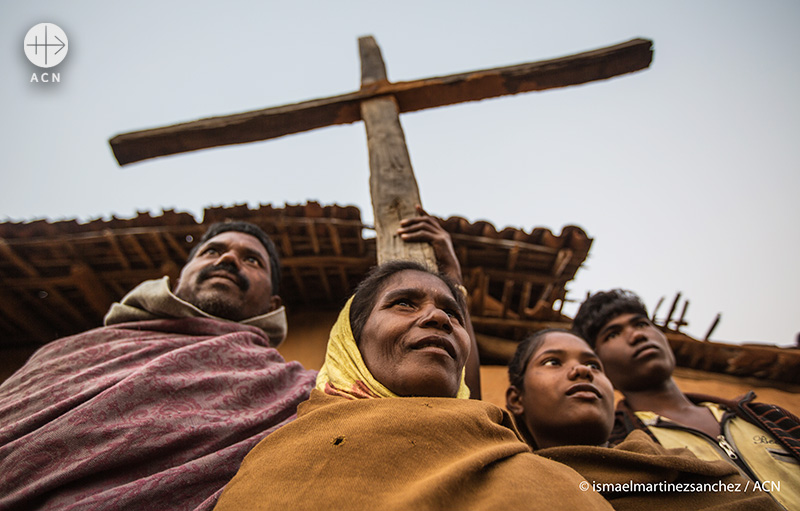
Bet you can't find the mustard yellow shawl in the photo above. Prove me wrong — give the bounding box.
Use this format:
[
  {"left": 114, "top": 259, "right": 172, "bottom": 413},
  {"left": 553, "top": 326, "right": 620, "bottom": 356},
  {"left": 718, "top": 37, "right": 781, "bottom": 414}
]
[
  {"left": 214, "top": 390, "right": 613, "bottom": 511},
  {"left": 213, "top": 298, "right": 612, "bottom": 511}
]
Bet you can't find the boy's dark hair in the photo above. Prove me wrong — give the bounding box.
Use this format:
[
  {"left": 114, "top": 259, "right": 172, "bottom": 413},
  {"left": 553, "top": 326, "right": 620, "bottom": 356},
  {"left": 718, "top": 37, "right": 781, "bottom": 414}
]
[
  {"left": 187, "top": 221, "right": 281, "bottom": 295},
  {"left": 572, "top": 289, "right": 648, "bottom": 348},
  {"left": 349, "top": 260, "right": 466, "bottom": 344}
]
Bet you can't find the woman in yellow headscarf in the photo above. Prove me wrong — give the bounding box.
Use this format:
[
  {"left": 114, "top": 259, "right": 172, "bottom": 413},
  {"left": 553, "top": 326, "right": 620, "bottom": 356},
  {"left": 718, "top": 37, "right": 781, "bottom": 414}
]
[{"left": 214, "top": 261, "right": 612, "bottom": 511}]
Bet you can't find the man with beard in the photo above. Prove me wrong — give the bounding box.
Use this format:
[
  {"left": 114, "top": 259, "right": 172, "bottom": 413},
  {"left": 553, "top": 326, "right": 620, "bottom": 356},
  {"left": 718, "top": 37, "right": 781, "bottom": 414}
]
[
  {"left": 572, "top": 289, "right": 800, "bottom": 510},
  {"left": 0, "top": 222, "right": 317, "bottom": 511}
]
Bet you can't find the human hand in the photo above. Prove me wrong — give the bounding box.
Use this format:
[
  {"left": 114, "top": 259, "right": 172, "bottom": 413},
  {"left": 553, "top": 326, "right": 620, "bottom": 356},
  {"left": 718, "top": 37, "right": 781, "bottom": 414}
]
[{"left": 397, "top": 205, "right": 462, "bottom": 283}]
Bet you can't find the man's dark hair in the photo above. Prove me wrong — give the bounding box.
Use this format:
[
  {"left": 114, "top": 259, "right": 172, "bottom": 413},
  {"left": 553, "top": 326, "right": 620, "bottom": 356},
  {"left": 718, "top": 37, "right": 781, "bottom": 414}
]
[
  {"left": 572, "top": 289, "right": 648, "bottom": 348},
  {"left": 349, "top": 260, "right": 466, "bottom": 344},
  {"left": 507, "top": 328, "right": 571, "bottom": 390},
  {"left": 187, "top": 221, "right": 281, "bottom": 295}
]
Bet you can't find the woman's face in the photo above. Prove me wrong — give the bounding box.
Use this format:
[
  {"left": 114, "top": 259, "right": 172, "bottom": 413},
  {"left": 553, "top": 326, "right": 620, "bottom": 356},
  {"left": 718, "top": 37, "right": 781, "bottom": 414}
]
[
  {"left": 507, "top": 332, "right": 615, "bottom": 448},
  {"left": 359, "top": 270, "right": 470, "bottom": 398}
]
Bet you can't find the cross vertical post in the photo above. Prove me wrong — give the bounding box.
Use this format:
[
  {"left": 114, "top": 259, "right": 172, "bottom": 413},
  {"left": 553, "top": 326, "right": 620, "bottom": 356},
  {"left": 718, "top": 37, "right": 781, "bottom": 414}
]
[{"left": 358, "top": 36, "right": 437, "bottom": 269}]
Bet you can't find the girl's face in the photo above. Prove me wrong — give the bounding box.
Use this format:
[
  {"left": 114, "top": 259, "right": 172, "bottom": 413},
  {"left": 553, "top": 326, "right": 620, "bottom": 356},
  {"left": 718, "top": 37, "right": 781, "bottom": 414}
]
[{"left": 506, "top": 332, "right": 615, "bottom": 449}]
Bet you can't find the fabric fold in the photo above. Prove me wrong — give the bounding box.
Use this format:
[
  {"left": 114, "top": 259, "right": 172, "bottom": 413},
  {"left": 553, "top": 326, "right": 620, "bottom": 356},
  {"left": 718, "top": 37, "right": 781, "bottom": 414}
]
[
  {"left": 214, "top": 390, "right": 613, "bottom": 511},
  {"left": 104, "top": 276, "right": 288, "bottom": 346}
]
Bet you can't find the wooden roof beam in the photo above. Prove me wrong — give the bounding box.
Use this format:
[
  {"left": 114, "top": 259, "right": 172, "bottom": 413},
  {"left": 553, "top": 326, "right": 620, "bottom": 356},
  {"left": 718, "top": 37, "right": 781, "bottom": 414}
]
[
  {"left": 277, "top": 220, "right": 294, "bottom": 259},
  {"left": 125, "top": 234, "right": 155, "bottom": 268},
  {"left": 106, "top": 279, "right": 128, "bottom": 298},
  {"left": 326, "top": 223, "right": 343, "bottom": 256},
  {"left": 280, "top": 255, "right": 372, "bottom": 268},
  {"left": 482, "top": 268, "right": 570, "bottom": 286},
  {"left": 552, "top": 248, "right": 573, "bottom": 277},
  {"left": 500, "top": 280, "right": 514, "bottom": 319},
  {"left": 472, "top": 316, "right": 571, "bottom": 330},
  {"left": 0, "top": 238, "right": 39, "bottom": 277},
  {"left": 324, "top": 224, "right": 353, "bottom": 292},
  {"left": 526, "top": 248, "right": 576, "bottom": 316},
  {"left": 337, "top": 267, "right": 350, "bottom": 296},
  {"left": 163, "top": 232, "right": 189, "bottom": 261},
  {"left": 149, "top": 231, "right": 169, "bottom": 263},
  {"left": 475, "top": 270, "right": 488, "bottom": 316},
  {"left": 0, "top": 238, "right": 93, "bottom": 330},
  {"left": 317, "top": 267, "right": 332, "bottom": 301},
  {"left": 518, "top": 281, "right": 533, "bottom": 317},
  {"left": 290, "top": 267, "right": 309, "bottom": 304},
  {"left": 0, "top": 289, "right": 58, "bottom": 343},
  {"left": 41, "top": 288, "right": 95, "bottom": 331},
  {"left": 71, "top": 263, "right": 114, "bottom": 317},
  {"left": 663, "top": 292, "right": 682, "bottom": 329},
  {"left": 506, "top": 245, "right": 520, "bottom": 271},
  {"left": 305, "top": 220, "right": 321, "bottom": 255},
  {"left": 104, "top": 230, "right": 131, "bottom": 270},
  {"left": 450, "top": 233, "right": 562, "bottom": 256}
]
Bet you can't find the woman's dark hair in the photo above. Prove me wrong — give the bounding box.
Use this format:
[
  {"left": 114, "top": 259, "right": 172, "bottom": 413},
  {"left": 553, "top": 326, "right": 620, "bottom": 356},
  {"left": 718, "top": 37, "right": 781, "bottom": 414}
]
[
  {"left": 572, "top": 289, "right": 648, "bottom": 348},
  {"left": 507, "top": 328, "right": 572, "bottom": 390},
  {"left": 187, "top": 221, "right": 281, "bottom": 295},
  {"left": 349, "top": 260, "right": 467, "bottom": 343}
]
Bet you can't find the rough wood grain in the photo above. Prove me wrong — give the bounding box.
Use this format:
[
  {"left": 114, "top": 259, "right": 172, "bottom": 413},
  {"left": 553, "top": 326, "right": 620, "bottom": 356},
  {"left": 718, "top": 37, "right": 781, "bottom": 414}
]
[
  {"left": 362, "top": 97, "right": 436, "bottom": 267},
  {"left": 359, "top": 36, "right": 437, "bottom": 267},
  {"left": 359, "top": 35, "right": 388, "bottom": 85},
  {"left": 110, "top": 38, "right": 653, "bottom": 165}
]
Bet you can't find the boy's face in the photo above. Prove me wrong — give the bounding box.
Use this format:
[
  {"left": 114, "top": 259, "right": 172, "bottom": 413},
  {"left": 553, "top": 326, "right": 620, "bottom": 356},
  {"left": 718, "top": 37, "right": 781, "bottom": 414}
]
[{"left": 593, "top": 313, "right": 675, "bottom": 392}]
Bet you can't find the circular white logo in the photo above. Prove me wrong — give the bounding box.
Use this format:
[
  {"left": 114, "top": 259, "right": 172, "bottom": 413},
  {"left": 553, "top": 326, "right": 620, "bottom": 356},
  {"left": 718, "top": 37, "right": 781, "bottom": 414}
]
[{"left": 24, "top": 23, "right": 69, "bottom": 68}]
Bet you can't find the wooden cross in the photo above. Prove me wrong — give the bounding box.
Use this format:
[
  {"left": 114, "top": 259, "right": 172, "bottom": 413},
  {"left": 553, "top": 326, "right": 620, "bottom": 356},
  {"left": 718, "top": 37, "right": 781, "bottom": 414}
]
[{"left": 110, "top": 36, "right": 652, "bottom": 266}]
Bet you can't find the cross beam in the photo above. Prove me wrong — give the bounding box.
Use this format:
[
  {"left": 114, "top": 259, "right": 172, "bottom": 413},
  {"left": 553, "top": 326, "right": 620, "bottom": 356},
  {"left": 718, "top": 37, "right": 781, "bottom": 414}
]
[
  {"left": 109, "top": 36, "right": 652, "bottom": 265},
  {"left": 109, "top": 37, "right": 653, "bottom": 166}
]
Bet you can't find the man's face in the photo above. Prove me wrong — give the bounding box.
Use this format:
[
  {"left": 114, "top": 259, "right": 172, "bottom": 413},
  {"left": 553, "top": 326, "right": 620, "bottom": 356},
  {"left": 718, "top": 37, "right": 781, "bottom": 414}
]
[
  {"left": 173, "top": 231, "right": 280, "bottom": 321},
  {"left": 593, "top": 312, "right": 675, "bottom": 392}
]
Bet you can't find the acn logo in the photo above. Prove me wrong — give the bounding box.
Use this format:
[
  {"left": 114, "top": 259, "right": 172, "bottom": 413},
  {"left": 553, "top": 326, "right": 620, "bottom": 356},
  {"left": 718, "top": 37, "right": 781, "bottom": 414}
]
[{"left": 24, "top": 23, "right": 68, "bottom": 68}]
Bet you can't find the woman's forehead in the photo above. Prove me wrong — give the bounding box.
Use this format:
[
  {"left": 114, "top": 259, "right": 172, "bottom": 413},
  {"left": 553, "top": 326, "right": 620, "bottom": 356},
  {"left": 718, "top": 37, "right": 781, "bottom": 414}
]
[{"left": 378, "top": 270, "right": 451, "bottom": 295}]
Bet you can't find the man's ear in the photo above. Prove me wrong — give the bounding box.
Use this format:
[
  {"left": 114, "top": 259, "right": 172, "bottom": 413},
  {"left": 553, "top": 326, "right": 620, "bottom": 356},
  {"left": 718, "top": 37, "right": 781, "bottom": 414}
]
[
  {"left": 505, "top": 385, "right": 524, "bottom": 416},
  {"left": 268, "top": 295, "right": 282, "bottom": 312}
]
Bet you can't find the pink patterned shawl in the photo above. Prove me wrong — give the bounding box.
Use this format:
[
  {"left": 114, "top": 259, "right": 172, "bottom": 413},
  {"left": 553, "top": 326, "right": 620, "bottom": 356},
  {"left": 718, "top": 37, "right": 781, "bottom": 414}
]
[{"left": 0, "top": 317, "right": 317, "bottom": 510}]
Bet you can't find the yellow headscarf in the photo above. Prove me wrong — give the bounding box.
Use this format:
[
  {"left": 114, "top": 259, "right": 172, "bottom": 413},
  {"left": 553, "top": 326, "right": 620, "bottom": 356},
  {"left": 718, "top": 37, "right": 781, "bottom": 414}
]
[{"left": 316, "top": 296, "right": 470, "bottom": 400}]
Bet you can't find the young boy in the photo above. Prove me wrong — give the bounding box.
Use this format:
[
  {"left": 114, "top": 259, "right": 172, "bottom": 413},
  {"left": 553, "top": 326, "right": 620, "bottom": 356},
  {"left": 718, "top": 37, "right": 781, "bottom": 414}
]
[{"left": 572, "top": 289, "right": 800, "bottom": 510}]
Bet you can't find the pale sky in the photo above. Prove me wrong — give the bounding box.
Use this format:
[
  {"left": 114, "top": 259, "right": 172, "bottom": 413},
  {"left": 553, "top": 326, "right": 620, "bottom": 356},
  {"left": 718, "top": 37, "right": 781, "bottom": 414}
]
[{"left": 2, "top": 1, "right": 798, "bottom": 347}]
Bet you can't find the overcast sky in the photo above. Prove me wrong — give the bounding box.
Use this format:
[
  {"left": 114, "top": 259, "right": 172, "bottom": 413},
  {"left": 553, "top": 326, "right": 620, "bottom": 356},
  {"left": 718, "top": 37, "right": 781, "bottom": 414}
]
[{"left": 2, "top": 1, "right": 798, "bottom": 347}]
